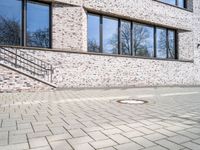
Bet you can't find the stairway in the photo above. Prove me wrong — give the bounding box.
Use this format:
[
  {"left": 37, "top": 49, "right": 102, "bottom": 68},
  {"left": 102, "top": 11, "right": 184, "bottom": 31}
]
[{"left": 0, "top": 46, "right": 56, "bottom": 88}]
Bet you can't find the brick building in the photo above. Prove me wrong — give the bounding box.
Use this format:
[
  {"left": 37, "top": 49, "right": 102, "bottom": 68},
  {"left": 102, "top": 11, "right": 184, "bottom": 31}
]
[{"left": 0, "top": 0, "right": 199, "bottom": 92}]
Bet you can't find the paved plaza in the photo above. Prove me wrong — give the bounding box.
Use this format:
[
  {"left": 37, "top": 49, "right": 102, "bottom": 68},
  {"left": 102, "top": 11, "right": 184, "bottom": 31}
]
[{"left": 0, "top": 87, "right": 200, "bottom": 150}]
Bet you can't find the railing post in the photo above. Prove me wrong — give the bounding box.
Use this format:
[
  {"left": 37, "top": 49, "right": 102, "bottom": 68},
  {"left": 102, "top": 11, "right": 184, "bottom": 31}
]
[
  {"left": 15, "top": 48, "right": 18, "bottom": 67},
  {"left": 50, "top": 65, "right": 53, "bottom": 83}
]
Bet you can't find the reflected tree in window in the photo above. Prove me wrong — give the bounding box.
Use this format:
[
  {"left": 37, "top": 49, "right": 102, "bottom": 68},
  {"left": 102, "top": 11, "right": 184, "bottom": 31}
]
[
  {"left": 27, "top": 1, "right": 50, "bottom": 48},
  {"left": 0, "top": 0, "right": 22, "bottom": 46},
  {"left": 103, "top": 17, "right": 118, "bottom": 54},
  {"left": 121, "top": 21, "right": 131, "bottom": 55},
  {"left": 168, "top": 30, "right": 176, "bottom": 58},
  {"left": 88, "top": 14, "right": 100, "bottom": 52},
  {"left": 156, "top": 28, "right": 167, "bottom": 58},
  {"left": 133, "top": 23, "right": 154, "bottom": 57}
]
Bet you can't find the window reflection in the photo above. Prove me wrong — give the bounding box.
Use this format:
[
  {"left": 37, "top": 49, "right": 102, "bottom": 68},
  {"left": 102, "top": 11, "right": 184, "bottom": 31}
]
[
  {"left": 0, "top": 0, "right": 22, "bottom": 46},
  {"left": 160, "top": 0, "right": 186, "bottom": 8},
  {"left": 160, "top": 0, "right": 176, "bottom": 5},
  {"left": 168, "top": 30, "right": 176, "bottom": 59},
  {"left": 103, "top": 17, "right": 118, "bottom": 54},
  {"left": 156, "top": 28, "right": 167, "bottom": 58},
  {"left": 87, "top": 13, "right": 177, "bottom": 60},
  {"left": 178, "top": 0, "right": 185, "bottom": 8},
  {"left": 88, "top": 14, "right": 100, "bottom": 52},
  {"left": 27, "top": 1, "right": 50, "bottom": 48},
  {"left": 121, "top": 21, "right": 131, "bottom": 55},
  {"left": 133, "top": 23, "right": 154, "bottom": 57}
]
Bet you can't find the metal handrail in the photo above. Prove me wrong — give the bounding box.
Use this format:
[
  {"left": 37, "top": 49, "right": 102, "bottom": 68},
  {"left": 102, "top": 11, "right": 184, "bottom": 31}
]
[{"left": 0, "top": 46, "right": 53, "bottom": 82}]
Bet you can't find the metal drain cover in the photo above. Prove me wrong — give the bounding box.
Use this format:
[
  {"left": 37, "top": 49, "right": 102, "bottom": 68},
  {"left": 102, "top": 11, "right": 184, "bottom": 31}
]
[{"left": 117, "top": 99, "right": 148, "bottom": 104}]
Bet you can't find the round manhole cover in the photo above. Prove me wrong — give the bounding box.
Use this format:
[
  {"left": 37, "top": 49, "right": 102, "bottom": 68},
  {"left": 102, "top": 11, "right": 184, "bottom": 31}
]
[{"left": 117, "top": 99, "right": 148, "bottom": 104}]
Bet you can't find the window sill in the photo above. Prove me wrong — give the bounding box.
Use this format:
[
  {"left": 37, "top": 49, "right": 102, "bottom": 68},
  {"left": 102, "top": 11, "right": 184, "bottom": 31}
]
[
  {"left": 0, "top": 45, "right": 194, "bottom": 63},
  {"left": 153, "top": 0, "right": 193, "bottom": 13}
]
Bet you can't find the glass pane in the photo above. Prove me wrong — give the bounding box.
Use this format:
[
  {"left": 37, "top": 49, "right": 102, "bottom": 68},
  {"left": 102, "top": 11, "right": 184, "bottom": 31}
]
[
  {"left": 160, "top": 0, "right": 176, "bottom": 5},
  {"left": 88, "top": 14, "right": 100, "bottom": 52},
  {"left": 103, "top": 17, "right": 118, "bottom": 54},
  {"left": 168, "top": 30, "right": 176, "bottom": 59},
  {"left": 133, "top": 23, "right": 154, "bottom": 57},
  {"left": 121, "top": 21, "right": 131, "bottom": 55},
  {"left": 27, "top": 1, "right": 50, "bottom": 48},
  {"left": 0, "top": 0, "right": 22, "bottom": 46},
  {"left": 178, "top": 0, "right": 185, "bottom": 8},
  {"left": 156, "top": 28, "right": 167, "bottom": 58}
]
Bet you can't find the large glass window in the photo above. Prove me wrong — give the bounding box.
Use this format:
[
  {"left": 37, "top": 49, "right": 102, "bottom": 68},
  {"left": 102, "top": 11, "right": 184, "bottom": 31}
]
[
  {"left": 178, "top": 0, "right": 185, "bottom": 8},
  {"left": 133, "top": 23, "right": 154, "bottom": 57},
  {"left": 0, "top": 0, "right": 22, "bottom": 46},
  {"left": 87, "top": 13, "right": 177, "bottom": 60},
  {"left": 159, "top": 0, "right": 186, "bottom": 8},
  {"left": 160, "top": 0, "right": 176, "bottom": 5},
  {"left": 168, "top": 30, "right": 176, "bottom": 59},
  {"left": 88, "top": 14, "right": 100, "bottom": 52},
  {"left": 27, "top": 1, "right": 50, "bottom": 48},
  {"left": 121, "top": 21, "right": 131, "bottom": 55},
  {"left": 103, "top": 17, "right": 118, "bottom": 54},
  {"left": 0, "top": 0, "right": 50, "bottom": 48},
  {"left": 156, "top": 28, "right": 167, "bottom": 58}
]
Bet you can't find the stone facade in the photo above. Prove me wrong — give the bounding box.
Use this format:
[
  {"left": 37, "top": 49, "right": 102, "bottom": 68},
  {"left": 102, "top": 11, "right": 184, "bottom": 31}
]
[{"left": 1, "top": 0, "right": 200, "bottom": 92}]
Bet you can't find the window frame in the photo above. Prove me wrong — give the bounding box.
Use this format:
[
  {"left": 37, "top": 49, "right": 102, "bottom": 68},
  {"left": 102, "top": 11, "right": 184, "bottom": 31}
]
[
  {"left": 0, "top": 0, "right": 52, "bottom": 48},
  {"left": 87, "top": 12, "right": 178, "bottom": 60},
  {"left": 155, "top": 0, "right": 189, "bottom": 10}
]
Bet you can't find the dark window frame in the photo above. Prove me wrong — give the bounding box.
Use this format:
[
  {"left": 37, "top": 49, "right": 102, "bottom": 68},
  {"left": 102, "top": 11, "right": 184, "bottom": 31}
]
[
  {"left": 0, "top": 0, "right": 52, "bottom": 48},
  {"left": 87, "top": 12, "right": 178, "bottom": 60},
  {"left": 155, "top": 0, "right": 188, "bottom": 10}
]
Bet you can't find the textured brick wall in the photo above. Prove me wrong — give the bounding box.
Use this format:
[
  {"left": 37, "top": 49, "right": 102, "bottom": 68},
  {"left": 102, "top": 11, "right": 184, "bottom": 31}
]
[
  {"left": 1, "top": 0, "right": 200, "bottom": 92},
  {"left": 0, "top": 66, "right": 52, "bottom": 93}
]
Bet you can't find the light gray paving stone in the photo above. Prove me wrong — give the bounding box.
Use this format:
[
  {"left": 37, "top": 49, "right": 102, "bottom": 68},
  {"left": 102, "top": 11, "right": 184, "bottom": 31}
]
[
  {"left": 90, "top": 139, "right": 117, "bottom": 149},
  {"left": 9, "top": 134, "right": 27, "bottom": 144},
  {"left": 50, "top": 140, "right": 72, "bottom": 150},
  {"left": 102, "top": 128, "right": 123, "bottom": 135},
  {"left": 0, "top": 139, "right": 7, "bottom": 146},
  {"left": 114, "top": 142, "right": 143, "bottom": 150},
  {"left": 29, "top": 146, "right": 52, "bottom": 150},
  {"left": 29, "top": 137, "right": 49, "bottom": 149},
  {"left": 0, "top": 143, "right": 29, "bottom": 150},
  {"left": 28, "top": 131, "right": 52, "bottom": 139},
  {"left": 132, "top": 137, "right": 156, "bottom": 148},
  {"left": 146, "top": 124, "right": 163, "bottom": 130},
  {"left": 68, "top": 136, "right": 94, "bottom": 146},
  {"left": 88, "top": 131, "right": 109, "bottom": 141},
  {"left": 186, "top": 128, "right": 200, "bottom": 134},
  {"left": 144, "top": 133, "right": 167, "bottom": 141},
  {"left": 155, "top": 139, "right": 183, "bottom": 150},
  {"left": 109, "top": 134, "right": 131, "bottom": 144},
  {"left": 47, "top": 133, "right": 72, "bottom": 142},
  {"left": 182, "top": 142, "right": 200, "bottom": 150},
  {"left": 83, "top": 127, "right": 103, "bottom": 133},
  {"left": 178, "top": 131, "right": 200, "bottom": 139},
  {"left": 73, "top": 143, "right": 94, "bottom": 150},
  {"left": 122, "top": 130, "right": 144, "bottom": 138},
  {"left": 116, "top": 125, "right": 133, "bottom": 132},
  {"left": 99, "top": 147, "right": 116, "bottom": 150},
  {"left": 98, "top": 123, "right": 115, "bottom": 130},
  {"left": 168, "top": 135, "right": 191, "bottom": 144},
  {"left": 49, "top": 127, "right": 67, "bottom": 135},
  {"left": 193, "top": 138, "right": 200, "bottom": 144},
  {"left": 68, "top": 129, "right": 87, "bottom": 138},
  {"left": 127, "top": 123, "right": 145, "bottom": 128},
  {"left": 156, "top": 129, "right": 177, "bottom": 137},
  {"left": 141, "top": 145, "right": 168, "bottom": 150},
  {"left": 135, "top": 127, "right": 154, "bottom": 134}
]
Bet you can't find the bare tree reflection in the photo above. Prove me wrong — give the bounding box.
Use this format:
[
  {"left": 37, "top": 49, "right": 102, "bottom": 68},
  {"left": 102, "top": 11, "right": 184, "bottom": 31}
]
[
  {"left": 27, "top": 28, "right": 49, "bottom": 48},
  {"left": 0, "top": 16, "right": 21, "bottom": 45}
]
